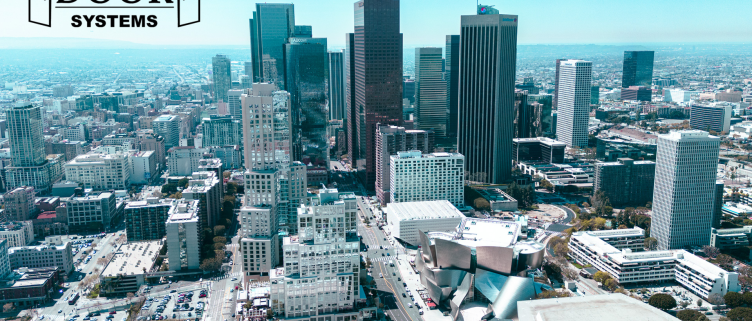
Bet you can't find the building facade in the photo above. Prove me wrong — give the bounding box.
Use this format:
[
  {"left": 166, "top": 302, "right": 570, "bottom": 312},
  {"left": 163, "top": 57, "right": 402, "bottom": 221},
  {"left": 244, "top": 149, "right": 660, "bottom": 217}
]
[
  {"left": 8, "top": 236, "right": 74, "bottom": 275},
  {"left": 65, "top": 192, "right": 120, "bottom": 231},
  {"left": 202, "top": 115, "right": 243, "bottom": 147},
  {"left": 152, "top": 115, "right": 180, "bottom": 149},
  {"left": 622, "top": 51, "right": 654, "bottom": 88},
  {"left": 594, "top": 158, "right": 655, "bottom": 206},
  {"left": 182, "top": 171, "right": 223, "bottom": 230},
  {"left": 415, "top": 47, "right": 447, "bottom": 136},
  {"left": 386, "top": 200, "right": 464, "bottom": 246},
  {"left": 6, "top": 104, "right": 53, "bottom": 192},
  {"left": 212, "top": 54, "right": 232, "bottom": 102},
  {"left": 64, "top": 152, "right": 131, "bottom": 191},
  {"left": 166, "top": 200, "right": 201, "bottom": 271},
  {"left": 3, "top": 187, "right": 36, "bottom": 221},
  {"left": 125, "top": 198, "right": 174, "bottom": 242},
  {"left": 652, "top": 131, "right": 720, "bottom": 250},
  {"left": 389, "top": 151, "right": 464, "bottom": 208},
  {"left": 445, "top": 35, "right": 460, "bottom": 140},
  {"left": 0, "top": 221, "right": 35, "bottom": 248},
  {"left": 512, "top": 137, "right": 566, "bottom": 164},
  {"left": 555, "top": 59, "right": 592, "bottom": 148},
  {"left": 328, "top": 50, "right": 346, "bottom": 121},
  {"left": 249, "top": 3, "right": 295, "bottom": 86},
  {"left": 458, "top": 13, "right": 517, "bottom": 184},
  {"left": 375, "top": 125, "right": 434, "bottom": 205},
  {"left": 690, "top": 103, "right": 733, "bottom": 133}
]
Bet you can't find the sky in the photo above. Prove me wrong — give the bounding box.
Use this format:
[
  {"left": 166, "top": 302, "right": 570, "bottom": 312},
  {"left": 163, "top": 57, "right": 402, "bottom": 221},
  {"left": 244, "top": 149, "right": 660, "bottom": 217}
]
[{"left": 0, "top": 0, "right": 750, "bottom": 48}]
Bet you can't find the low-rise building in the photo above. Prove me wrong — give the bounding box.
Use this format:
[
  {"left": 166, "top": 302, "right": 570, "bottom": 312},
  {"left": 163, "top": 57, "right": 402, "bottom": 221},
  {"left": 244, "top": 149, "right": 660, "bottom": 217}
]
[
  {"left": 0, "top": 221, "right": 35, "bottom": 247},
  {"left": 65, "top": 192, "right": 121, "bottom": 232},
  {"left": 64, "top": 152, "right": 131, "bottom": 190},
  {"left": 3, "top": 187, "right": 36, "bottom": 221},
  {"left": 100, "top": 240, "right": 162, "bottom": 296},
  {"left": 385, "top": 200, "right": 465, "bottom": 246},
  {"left": 475, "top": 188, "right": 518, "bottom": 212},
  {"left": 512, "top": 137, "right": 566, "bottom": 164},
  {"left": 0, "top": 267, "right": 63, "bottom": 308},
  {"left": 710, "top": 226, "right": 752, "bottom": 249},
  {"left": 594, "top": 158, "right": 655, "bottom": 206},
  {"left": 569, "top": 230, "right": 740, "bottom": 299},
  {"left": 7, "top": 236, "right": 74, "bottom": 275},
  {"left": 166, "top": 200, "right": 201, "bottom": 271}
]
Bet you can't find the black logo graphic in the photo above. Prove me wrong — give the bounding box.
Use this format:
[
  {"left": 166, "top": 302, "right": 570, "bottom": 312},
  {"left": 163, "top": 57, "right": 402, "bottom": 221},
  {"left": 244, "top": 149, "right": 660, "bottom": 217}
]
[{"left": 28, "top": 0, "right": 200, "bottom": 28}]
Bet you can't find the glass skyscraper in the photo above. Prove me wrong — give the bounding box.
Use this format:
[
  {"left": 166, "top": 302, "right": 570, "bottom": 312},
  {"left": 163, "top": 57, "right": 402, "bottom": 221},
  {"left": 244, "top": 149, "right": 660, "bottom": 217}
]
[
  {"left": 212, "top": 54, "right": 232, "bottom": 103},
  {"left": 415, "top": 47, "right": 447, "bottom": 136},
  {"left": 352, "top": 0, "right": 403, "bottom": 189},
  {"left": 457, "top": 13, "right": 518, "bottom": 184},
  {"left": 284, "top": 37, "right": 329, "bottom": 169},
  {"left": 622, "top": 51, "right": 654, "bottom": 88},
  {"left": 249, "top": 3, "right": 295, "bottom": 87},
  {"left": 328, "top": 50, "right": 346, "bottom": 121},
  {"left": 445, "top": 35, "right": 460, "bottom": 140}
]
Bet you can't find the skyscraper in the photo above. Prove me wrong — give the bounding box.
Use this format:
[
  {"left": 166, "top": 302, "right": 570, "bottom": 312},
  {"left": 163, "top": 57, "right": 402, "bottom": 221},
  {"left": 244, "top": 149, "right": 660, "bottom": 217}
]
[
  {"left": 622, "top": 51, "right": 654, "bottom": 88},
  {"left": 6, "top": 103, "right": 53, "bottom": 192},
  {"left": 553, "top": 58, "right": 564, "bottom": 110},
  {"left": 345, "top": 33, "right": 357, "bottom": 163},
  {"left": 249, "top": 3, "right": 295, "bottom": 86},
  {"left": 284, "top": 37, "right": 329, "bottom": 169},
  {"left": 375, "top": 125, "right": 434, "bottom": 206},
  {"left": 415, "top": 47, "right": 447, "bottom": 136},
  {"left": 227, "top": 89, "right": 244, "bottom": 119},
  {"left": 457, "top": 13, "right": 518, "bottom": 184},
  {"left": 328, "top": 50, "right": 346, "bottom": 121},
  {"left": 555, "top": 59, "right": 592, "bottom": 148},
  {"left": 652, "top": 130, "right": 719, "bottom": 250},
  {"left": 353, "top": 0, "right": 403, "bottom": 189},
  {"left": 212, "top": 55, "right": 232, "bottom": 103},
  {"left": 445, "top": 35, "right": 460, "bottom": 140}
]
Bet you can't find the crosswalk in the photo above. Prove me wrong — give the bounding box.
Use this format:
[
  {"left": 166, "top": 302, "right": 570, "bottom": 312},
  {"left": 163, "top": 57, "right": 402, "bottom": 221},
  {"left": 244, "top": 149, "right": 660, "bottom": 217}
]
[
  {"left": 369, "top": 257, "right": 395, "bottom": 263},
  {"left": 207, "top": 271, "right": 241, "bottom": 281}
]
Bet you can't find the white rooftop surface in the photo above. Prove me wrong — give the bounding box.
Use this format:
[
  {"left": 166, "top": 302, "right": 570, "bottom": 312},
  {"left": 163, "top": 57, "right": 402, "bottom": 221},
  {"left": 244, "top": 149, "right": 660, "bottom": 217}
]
[
  {"left": 456, "top": 218, "right": 519, "bottom": 247},
  {"left": 585, "top": 227, "right": 644, "bottom": 238},
  {"left": 387, "top": 200, "right": 465, "bottom": 222},
  {"left": 102, "top": 241, "right": 161, "bottom": 277},
  {"left": 517, "top": 293, "right": 680, "bottom": 321}
]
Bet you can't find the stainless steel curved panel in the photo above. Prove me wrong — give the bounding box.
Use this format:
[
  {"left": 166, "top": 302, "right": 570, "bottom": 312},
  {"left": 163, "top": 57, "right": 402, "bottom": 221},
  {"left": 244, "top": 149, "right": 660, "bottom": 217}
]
[
  {"left": 419, "top": 230, "right": 434, "bottom": 267},
  {"left": 433, "top": 269, "right": 466, "bottom": 288},
  {"left": 489, "top": 276, "right": 537, "bottom": 320},
  {"left": 450, "top": 272, "right": 473, "bottom": 321},
  {"left": 515, "top": 241, "right": 545, "bottom": 271},
  {"left": 476, "top": 245, "right": 515, "bottom": 275},
  {"left": 434, "top": 238, "right": 472, "bottom": 271}
]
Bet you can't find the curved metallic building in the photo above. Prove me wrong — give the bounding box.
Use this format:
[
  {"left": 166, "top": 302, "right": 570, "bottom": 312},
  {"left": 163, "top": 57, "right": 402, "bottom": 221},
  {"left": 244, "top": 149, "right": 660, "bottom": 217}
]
[{"left": 417, "top": 217, "right": 546, "bottom": 320}]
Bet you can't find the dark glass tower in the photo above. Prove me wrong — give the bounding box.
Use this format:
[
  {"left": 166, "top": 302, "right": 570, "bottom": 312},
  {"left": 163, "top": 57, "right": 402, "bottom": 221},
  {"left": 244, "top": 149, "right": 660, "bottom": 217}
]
[
  {"left": 328, "top": 50, "right": 346, "bottom": 121},
  {"left": 284, "top": 37, "right": 329, "bottom": 169},
  {"left": 458, "top": 13, "right": 518, "bottom": 184},
  {"left": 212, "top": 55, "right": 231, "bottom": 102},
  {"left": 445, "top": 35, "right": 460, "bottom": 140},
  {"left": 249, "top": 3, "right": 295, "bottom": 86},
  {"left": 415, "top": 47, "right": 447, "bottom": 136},
  {"left": 353, "top": 0, "right": 403, "bottom": 189},
  {"left": 622, "top": 51, "right": 654, "bottom": 88},
  {"left": 345, "top": 33, "right": 357, "bottom": 163}
]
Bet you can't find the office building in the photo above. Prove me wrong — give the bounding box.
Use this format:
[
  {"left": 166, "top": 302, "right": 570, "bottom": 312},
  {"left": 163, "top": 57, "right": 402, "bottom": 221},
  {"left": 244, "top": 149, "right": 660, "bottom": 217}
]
[
  {"left": 594, "top": 158, "right": 655, "bottom": 206},
  {"left": 166, "top": 200, "right": 201, "bottom": 271},
  {"left": 690, "top": 103, "right": 733, "bottom": 133},
  {"left": 345, "top": 32, "right": 357, "bottom": 163},
  {"left": 277, "top": 162, "right": 308, "bottom": 235},
  {"left": 0, "top": 239, "right": 9, "bottom": 278},
  {"left": 713, "top": 181, "right": 724, "bottom": 229},
  {"left": 416, "top": 217, "right": 546, "bottom": 320},
  {"left": 445, "top": 35, "right": 460, "bottom": 139},
  {"left": 227, "top": 89, "right": 244, "bottom": 120},
  {"left": 270, "top": 188, "right": 360, "bottom": 320},
  {"left": 458, "top": 13, "right": 518, "bottom": 184},
  {"left": 100, "top": 240, "right": 160, "bottom": 296},
  {"left": 5, "top": 104, "right": 54, "bottom": 193},
  {"left": 622, "top": 51, "right": 654, "bottom": 88},
  {"left": 556, "top": 59, "right": 592, "bottom": 148},
  {"left": 212, "top": 54, "right": 232, "bottom": 102},
  {"left": 375, "top": 125, "right": 434, "bottom": 205},
  {"left": 182, "top": 171, "right": 223, "bottom": 230},
  {"left": 514, "top": 89, "right": 540, "bottom": 138},
  {"left": 0, "top": 267, "right": 63, "bottom": 308},
  {"left": 389, "top": 151, "right": 464, "bottom": 207},
  {"left": 152, "top": 115, "right": 180, "bottom": 149},
  {"left": 652, "top": 131, "right": 720, "bottom": 250},
  {"left": 64, "top": 152, "right": 131, "bottom": 191},
  {"left": 591, "top": 85, "right": 600, "bottom": 105},
  {"left": 249, "top": 3, "right": 295, "bottom": 86},
  {"left": 386, "top": 200, "right": 464, "bottom": 246},
  {"left": 8, "top": 236, "right": 74, "bottom": 275},
  {"left": 284, "top": 36, "right": 329, "bottom": 169},
  {"left": 125, "top": 198, "right": 174, "bottom": 242},
  {"left": 415, "top": 47, "right": 447, "bottom": 136},
  {"left": 569, "top": 230, "right": 739, "bottom": 300},
  {"left": 3, "top": 187, "right": 36, "bottom": 221},
  {"left": 352, "top": 0, "right": 404, "bottom": 189},
  {"left": 710, "top": 226, "right": 752, "bottom": 250},
  {"left": 402, "top": 79, "right": 415, "bottom": 105},
  {"left": 167, "top": 147, "right": 214, "bottom": 177},
  {"left": 328, "top": 50, "right": 346, "bottom": 121},
  {"left": 515, "top": 77, "right": 538, "bottom": 95},
  {"left": 621, "top": 86, "right": 651, "bottom": 102},
  {"left": 242, "top": 84, "right": 291, "bottom": 170},
  {"left": 130, "top": 150, "right": 157, "bottom": 185},
  {"left": 65, "top": 192, "right": 120, "bottom": 231},
  {"left": 0, "top": 221, "right": 35, "bottom": 248},
  {"left": 512, "top": 137, "right": 566, "bottom": 164},
  {"left": 240, "top": 205, "right": 277, "bottom": 275}
]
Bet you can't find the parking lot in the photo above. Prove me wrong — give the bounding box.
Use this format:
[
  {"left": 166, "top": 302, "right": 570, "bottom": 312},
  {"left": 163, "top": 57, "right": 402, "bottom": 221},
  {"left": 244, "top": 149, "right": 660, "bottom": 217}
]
[
  {"left": 626, "top": 283, "right": 720, "bottom": 318},
  {"left": 137, "top": 288, "right": 208, "bottom": 321}
]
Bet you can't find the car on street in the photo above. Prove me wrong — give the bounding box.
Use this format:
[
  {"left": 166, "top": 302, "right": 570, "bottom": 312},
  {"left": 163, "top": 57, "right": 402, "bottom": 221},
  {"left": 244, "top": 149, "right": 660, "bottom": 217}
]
[{"left": 59, "top": 309, "right": 63, "bottom": 313}]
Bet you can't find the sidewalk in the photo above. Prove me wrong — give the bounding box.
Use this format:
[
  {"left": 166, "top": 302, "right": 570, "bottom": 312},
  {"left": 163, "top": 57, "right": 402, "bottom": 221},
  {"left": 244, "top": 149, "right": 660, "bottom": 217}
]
[{"left": 392, "top": 241, "right": 451, "bottom": 321}]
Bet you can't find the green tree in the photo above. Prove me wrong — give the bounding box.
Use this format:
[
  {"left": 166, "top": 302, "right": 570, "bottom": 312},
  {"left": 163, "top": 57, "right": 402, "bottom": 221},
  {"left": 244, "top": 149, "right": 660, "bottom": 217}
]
[
  {"left": 727, "top": 307, "right": 752, "bottom": 321},
  {"left": 593, "top": 271, "right": 611, "bottom": 284},
  {"left": 648, "top": 293, "right": 677, "bottom": 311},
  {"left": 743, "top": 291, "right": 752, "bottom": 306},
  {"left": 214, "top": 225, "right": 226, "bottom": 236},
  {"left": 226, "top": 182, "right": 238, "bottom": 195},
  {"left": 178, "top": 178, "right": 190, "bottom": 188},
  {"left": 644, "top": 237, "right": 658, "bottom": 251},
  {"left": 676, "top": 310, "right": 705, "bottom": 321},
  {"left": 708, "top": 293, "right": 725, "bottom": 306},
  {"left": 725, "top": 292, "right": 744, "bottom": 309},
  {"left": 161, "top": 183, "right": 177, "bottom": 195},
  {"left": 200, "top": 258, "right": 222, "bottom": 272},
  {"left": 213, "top": 236, "right": 227, "bottom": 244},
  {"left": 539, "top": 179, "right": 554, "bottom": 191}
]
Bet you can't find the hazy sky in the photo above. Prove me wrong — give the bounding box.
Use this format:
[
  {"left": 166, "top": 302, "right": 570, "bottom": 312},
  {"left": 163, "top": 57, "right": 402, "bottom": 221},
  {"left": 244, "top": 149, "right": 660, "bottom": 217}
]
[{"left": 1, "top": 0, "right": 751, "bottom": 48}]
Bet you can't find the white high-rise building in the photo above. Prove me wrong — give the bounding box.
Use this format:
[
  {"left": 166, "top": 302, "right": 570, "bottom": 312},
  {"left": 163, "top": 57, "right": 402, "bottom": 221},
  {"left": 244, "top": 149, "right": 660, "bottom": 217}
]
[
  {"left": 153, "top": 115, "right": 181, "bottom": 149},
  {"left": 653, "top": 130, "right": 720, "bottom": 250},
  {"left": 389, "top": 151, "right": 465, "bottom": 208},
  {"left": 270, "top": 188, "right": 360, "bottom": 320},
  {"left": 166, "top": 200, "right": 201, "bottom": 271},
  {"left": 555, "top": 59, "right": 592, "bottom": 148}
]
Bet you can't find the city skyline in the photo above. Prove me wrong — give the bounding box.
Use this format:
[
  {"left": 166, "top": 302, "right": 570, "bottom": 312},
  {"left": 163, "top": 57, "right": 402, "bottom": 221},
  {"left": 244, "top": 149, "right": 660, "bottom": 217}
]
[{"left": 1, "top": 0, "right": 750, "bottom": 48}]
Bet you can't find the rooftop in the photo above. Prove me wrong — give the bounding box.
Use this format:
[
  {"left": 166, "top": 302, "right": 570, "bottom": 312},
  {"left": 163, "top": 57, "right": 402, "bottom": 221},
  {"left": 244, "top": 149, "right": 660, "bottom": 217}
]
[
  {"left": 517, "top": 293, "right": 679, "bottom": 321},
  {"left": 102, "top": 241, "right": 161, "bottom": 277},
  {"left": 387, "top": 200, "right": 465, "bottom": 222}
]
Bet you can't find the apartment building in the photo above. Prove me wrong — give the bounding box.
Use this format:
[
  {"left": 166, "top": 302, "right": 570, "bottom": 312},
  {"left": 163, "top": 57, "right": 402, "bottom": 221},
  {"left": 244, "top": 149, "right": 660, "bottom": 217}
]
[
  {"left": 65, "top": 192, "right": 121, "bottom": 231},
  {"left": 182, "top": 171, "right": 223, "bottom": 229},
  {"left": 8, "top": 236, "right": 74, "bottom": 275},
  {"left": 3, "top": 187, "right": 36, "bottom": 221},
  {"left": 166, "top": 200, "right": 201, "bottom": 271},
  {"left": 64, "top": 152, "right": 131, "bottom": 190},
  {"left": 389, "top": 151, "right": 464, "bottom": 208},
  {"left": 125, "top": 198, "right": 175, "bottom": 242},
  {"left": 0, "top": 221, "right": 35, "bottom": 247}
]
